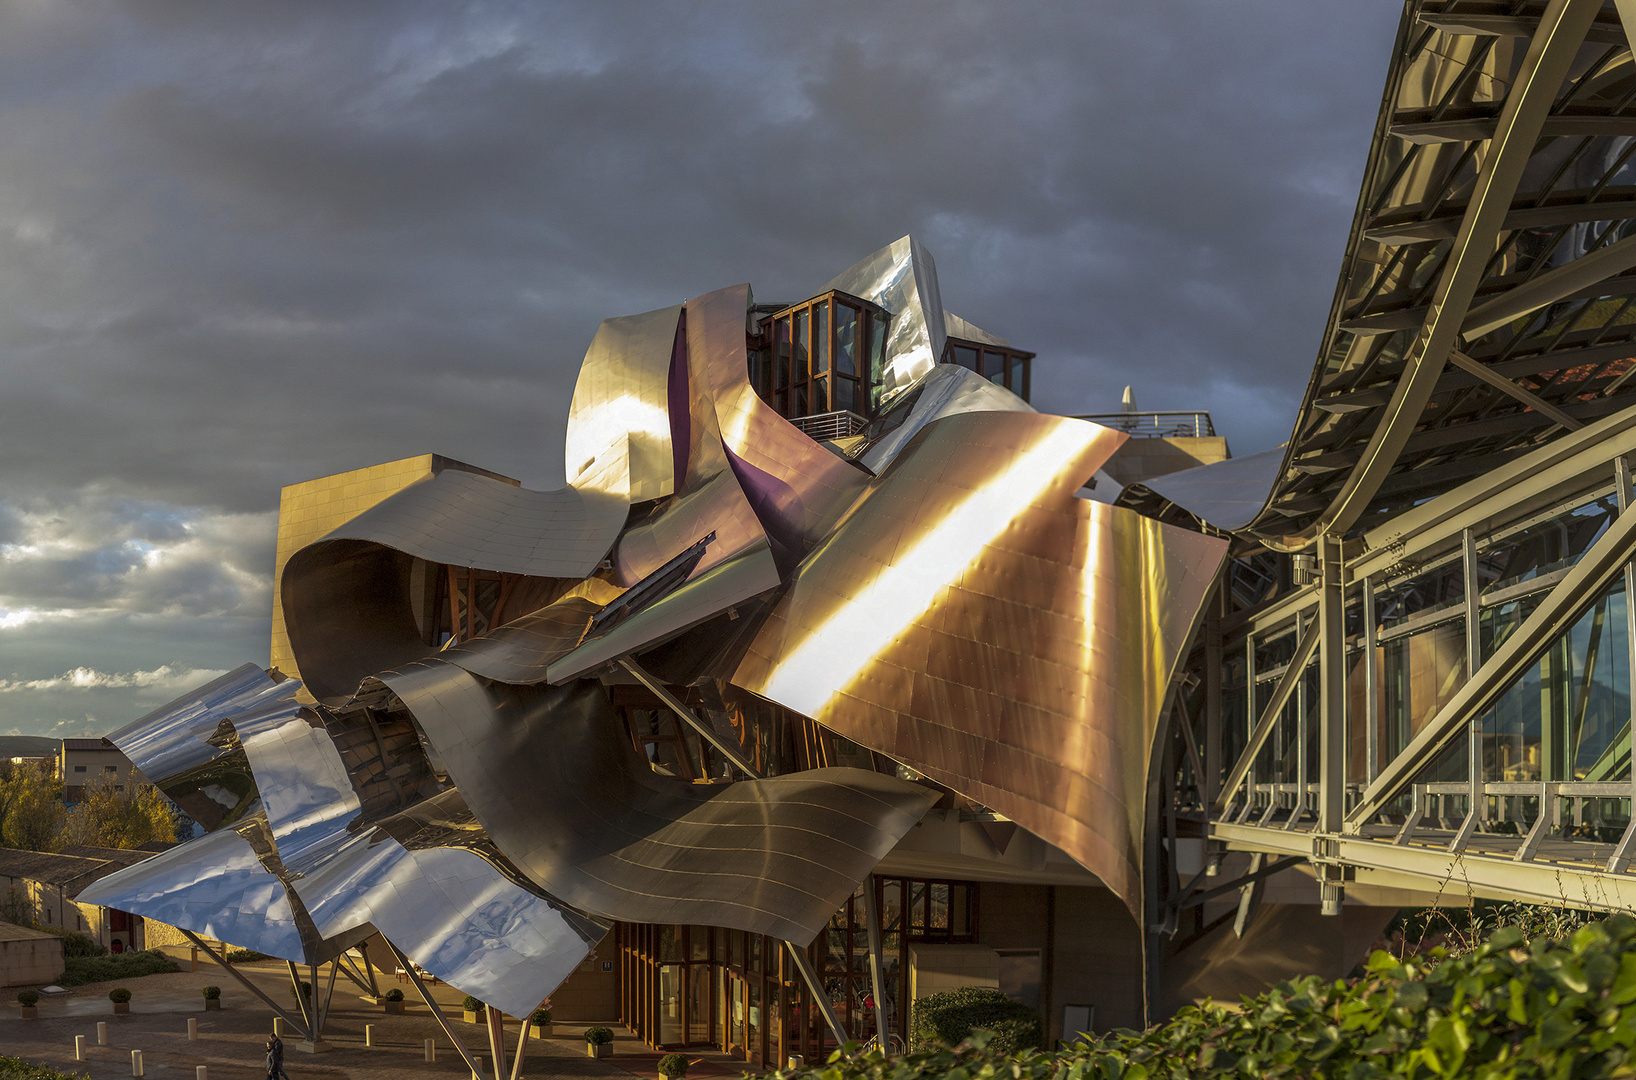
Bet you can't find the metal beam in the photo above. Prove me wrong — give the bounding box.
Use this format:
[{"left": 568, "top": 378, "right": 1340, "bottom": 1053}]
[
  {"left": 1178, "top": 856, "right": 1302, "bottom": 909},
  {"left": 381, "top": 936, "right": 487, "bottom": 1080},
  {"left": 1273, "top": 0, "right": 1603, "bottom": 549},
  {"left": 862, "top": 878, "right": 890, "bottom": 1049},
  {"left": 180, "top": 931, "right": 307, "bottom": 1036},
  {"left": 1318, "top": 535, "right": 1346, "bottom": 837},
  {"left": 785, "top": 941, "right": 848, "bottom": 1047},
  {"left": 1216, "top": 616, "right": 1322, "bottom": 812},
  {"left": 618, "top": 656, "right": 761, "bottom": 778},
  {"left": 1347, "top": 497, "right": 1636, "bottom": 825},
  {"left": 1461, "top": 233, "right": 1636, "bottom": 340},
  {"left": 1447, "top": 350, "right": 1585, "bottom": 430}
]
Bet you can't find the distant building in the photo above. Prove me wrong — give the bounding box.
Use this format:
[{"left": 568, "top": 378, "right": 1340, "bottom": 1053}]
[
  {"left": 0, "top": 847, "right": 152, "bottom": 952},
  {"left": 57, "top": 738, "right": 146, "bottom": 803}
]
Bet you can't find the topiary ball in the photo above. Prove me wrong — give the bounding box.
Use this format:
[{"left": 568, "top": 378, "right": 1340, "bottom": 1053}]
[
  {"left": 385, "top": 989, "right": 404, "bottom": 1002},
  {"left": 585, "top": 1026, "right": 615, "bottom": 1046},
  {"left": 201, "top": 986, "right": 221, "bottom": 1000},
  {"left": 658, "top": 1052, "right": 689, "bottom": 1077},
  {"left": 108, "top": 988, "right": 132, "bottom": 1004},
  {"left": 17, "top": 990, "right": 39, "bottom": 1007},
  {"left": 461, "top": 995, "right": 483, "bottom": 1012},
  {"left": 531, "top": 1008, "right": 552, "bottom": 1024}
]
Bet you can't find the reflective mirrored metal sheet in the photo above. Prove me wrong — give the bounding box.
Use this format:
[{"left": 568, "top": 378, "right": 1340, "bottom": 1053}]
[
  {"left": 822, "top": 235, "right": 947, "bottom": 398},
  {"left": 229, "top": 700, "right": 361, "bottom": 878},
  {"left": 378, "top": 660, "right": 938, "bottom": 942},
  {"left": 105, "top": 663, "right": 291, "bottom": 831},
  {"left": 731, "top": 410, "right": 1227, "bottom": 916},
  {"left": 76, "top": 825, "right": 323, "bottom": 965},
  {"left": 1122, "top": 446, "right": 1287, "bottom": 532},
  {"left": 855, "top": 363, "right": 1039, "bottom": 475},
  {"left": 565, "top": 304, "right": 684, "bottom": 501},
  {"left": 296, "top": 816, "right": 603, "bottom": 1018}
]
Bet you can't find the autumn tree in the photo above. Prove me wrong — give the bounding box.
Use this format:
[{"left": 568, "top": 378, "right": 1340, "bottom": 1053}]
[
  {"left": 60, "top": 774, "right": 176, "bottom": 850},
  {"left": 0, "top": 765, "right": 65, "bottom": 852}
]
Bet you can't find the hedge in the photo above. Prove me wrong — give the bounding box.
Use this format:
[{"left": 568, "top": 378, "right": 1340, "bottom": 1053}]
[
  {"left": 0, "top": 1056, "right": 88, "bottom": 1080},
  {"left": 910, "top": 986, "right": 1042, "bottom": 1054},
  {"left": 58, "top": 950, "right": 177, "bottom": 987},
  {"left": 760, "top": 912, "right": 1636, "bottom": 1080}
]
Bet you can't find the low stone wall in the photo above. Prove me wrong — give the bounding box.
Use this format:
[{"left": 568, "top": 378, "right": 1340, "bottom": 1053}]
[{"left": 0, "top": 922, "right": 64, "bottom": 987}]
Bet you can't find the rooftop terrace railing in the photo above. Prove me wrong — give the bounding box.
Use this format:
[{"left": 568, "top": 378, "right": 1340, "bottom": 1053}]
[{"left": 1074, "top": 410, "right": 1217, "bottom": 438}]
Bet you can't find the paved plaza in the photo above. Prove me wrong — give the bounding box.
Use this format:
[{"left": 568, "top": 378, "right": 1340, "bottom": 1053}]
[{"left": 0, "top": 951, "right": 747, "bottom": 1080}]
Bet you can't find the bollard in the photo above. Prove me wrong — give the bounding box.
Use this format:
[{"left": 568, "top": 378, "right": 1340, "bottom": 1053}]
[
  {"left": 472, "top": 1053, "right": 486, "bottom": 1080},
  {"left": 98, "top": 1021, "right": 109, "bottom": 1046},
  {"left": 190, "top": 946, "right": 199, "bottom": 973},
  {"left": 364, "top": 1023, "right": 374, "bottom": 1047},
  {"left": 131, "top": 1048, "right": 144, "bottom": 1077},
  {"left": 424, "top": 1037, "right": 435, "bottom": 1062},
  {"left": 187, "top": 1017, "right": 198, "bottom": 1041},
  {"left": 74, "top": 1035, "right": 85, "bottom": 1061},
  {"left": 273, "top": 1016, "right": 287, "bottom": 1036},
  {"left": 196, "top": 1067, "right": 208, "bottom": 1080}
]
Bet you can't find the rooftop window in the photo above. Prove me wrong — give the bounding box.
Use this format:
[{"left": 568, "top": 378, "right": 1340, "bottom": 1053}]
[
  {"left": 750, "top": 290, "right": 890, "bottom": 425},
  {"left": 942, "top": 337, "right": 1034, "bottom": 401}
]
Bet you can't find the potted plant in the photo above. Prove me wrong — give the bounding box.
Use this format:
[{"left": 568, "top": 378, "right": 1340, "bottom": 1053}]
[
  {"left": 109, "top": 987, "right": 132, "bottom": 1015},
  {"left": 584, "top": 1026, "right": 614, "bottom": 1059},
  {"left": 658, "top": 1052, "right": 689, "bottom": 1078},
  {"left": 201, "top": 985, "right": 221, "bottom": 1011},
  {"left": 17, "top": 990, "right": 38, "bottom": 1019},
  {"left": 383, "top": 988, "right": 405, "bottom": 1014},
  {"left": 288, "top": 980, "right": 312, "bottom": 1003},
  {"left": 529, "top": 1008, "right": 552, "bottom": 1038},
  {"left": 461, "top": 995, "right": 482, "bottom": 1024}
]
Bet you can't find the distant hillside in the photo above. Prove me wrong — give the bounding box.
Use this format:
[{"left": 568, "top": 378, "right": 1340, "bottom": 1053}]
[{"left": 0, "top": 736, "right": 58, "bottom": 759}]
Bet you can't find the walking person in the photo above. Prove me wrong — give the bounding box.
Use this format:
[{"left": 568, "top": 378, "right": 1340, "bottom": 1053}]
[{"left": 266, "top": 1032, "right": 292, "bottom": 1080}]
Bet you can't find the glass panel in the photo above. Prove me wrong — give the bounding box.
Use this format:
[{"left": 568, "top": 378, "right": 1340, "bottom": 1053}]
[
  {"left": 835, "top": 304, "right": 859, "bottom": 376},
  {"left": 659, "top": 924, "right": 683, "bottom": 963},
  {"left": 773, "top": 390, "right": 786, "bottom": 414},
  {"left": 728, "top": 930, "right": 742, "bottom": 970},
  {"left": 794, "top": 384, "right": 808, "bottom": 416},
  {"left": 774, "top": 318, "right": 791, "bottom": 389},
  {"left": 951, "top": 345, "right": 979, "bottom": 370},
  {"left": 906, "top": 882, "right": 926, "bottom": 936},
  {"left": 748, "top": 981, "right": 763, "bottom": 1063},
  {"left": 689, "top": 962, "right": 711, "bottom": 1045},
  {"left": 1382, "top": 620, "right": 1468, "bottom": 772},
  {"left": 870, "top": 313, "right": 888, "bottom": 409},
  {"left": 794, "top": 309, "right": 810, "bottom": 384},
  {"left": 748, "top": 347, "right": 769, "bottom": 396},
  {"left": 1016, "top": 357, "right": 1031, "bottom": 401},
  {"left": 811, "top": 376, "right": 827, "bottom": 412},
  {"left": 813, "top": 300, "right": 830, "bottom": 373},
  {"left": 748, "top": 933, "right": 763, "bottom": 975},
  {"left": 690, "top": 926, "right": 710, "bottom": 962},
  {"left": 982, "top": 350, "right": 1006, "bottom": 381},
  {"left": 833, "top": 375, "right": 857, "bottom": 413},
  {"left": 660, "top": 964, "right": 683, "bottom": 1045},
  {"left": 929, "top": 883, "right": 949, "bottom": 934}
]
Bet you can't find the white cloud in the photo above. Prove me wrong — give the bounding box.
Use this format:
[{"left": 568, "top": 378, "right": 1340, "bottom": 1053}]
[{"left": 0, "top": 664, "right": 227, "bottom": 694}]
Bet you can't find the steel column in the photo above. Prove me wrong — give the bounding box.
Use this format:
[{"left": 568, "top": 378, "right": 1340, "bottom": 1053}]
[
  {"left": 618, "top": 657, "right": 762, "bottom": 778},
  {"left": 785, "top": 941, "right": 849, "bottom": 1047},
  {"left": 862, "top": 878, "right": 890, "bottom": 1050},
  {"left": 1318, "top": 535, "right": 1347, "bottom": 839},
  {"left": 1364, "top": 578, "right": 1379, "bottom": 783},
  {"left": 1609, "top": 455, "right": 1636, "bottom": 870},
  {"left": 179, "top": 931, "right": 306, "bottom": 1036},
  {"left": 382, "top": 937, "right": 488, "bottom": 1080},
  {"left": 1217, "top": 618, "right": 1321, "bottom": 812}
]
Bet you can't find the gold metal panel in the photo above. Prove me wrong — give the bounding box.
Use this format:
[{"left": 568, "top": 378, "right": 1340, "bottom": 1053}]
[
  {"left": 731, "top": 410, "right": 1227, "bottom": 916},
  {"left": 564, "top": 304, "right": 683, "bottom": 502}
]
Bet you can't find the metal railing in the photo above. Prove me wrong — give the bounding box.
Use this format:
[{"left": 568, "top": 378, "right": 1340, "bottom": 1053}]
[
  {"left": 1074, "top": 410, "right": 1217, "bottom": 438},
  {"left": 790, "top": 410, "right": 869, "bottom": 441}
]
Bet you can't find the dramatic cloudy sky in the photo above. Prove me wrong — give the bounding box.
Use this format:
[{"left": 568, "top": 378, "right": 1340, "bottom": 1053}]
[{"left": 0, "top": 2, "right": 1402, "bottom": 739}]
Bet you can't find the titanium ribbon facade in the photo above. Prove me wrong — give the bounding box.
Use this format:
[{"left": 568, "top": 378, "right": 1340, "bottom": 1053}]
[{"left": 82, "top": 236, "right": 1228, "bottom": 1023}]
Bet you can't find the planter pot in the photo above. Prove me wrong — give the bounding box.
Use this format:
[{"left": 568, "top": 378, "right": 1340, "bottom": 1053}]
[
  {"left": 19, "top": 1007, "right": 36, "bottom": 1019},
  {"left": 383, "top": 1002, "right": 404, "bottom": 1015},
  {"left": 587, "top": 1043, "right": 611, "bottom": 1059},
  {"left": 204, "top": 999, "right": 221, "bottom": 1011},
  {"left": 112, "top": 1003, "right": 130, "bottom": 1015},
  {"left": 463, "top": 1010, "right": 480, "bottom": 1023},
  {"left": 660, "top": 1072, "right": 685, "bottom": 1079},
  {"left": 530, "top": 1023, "right": 552, "bottom": 1039}
]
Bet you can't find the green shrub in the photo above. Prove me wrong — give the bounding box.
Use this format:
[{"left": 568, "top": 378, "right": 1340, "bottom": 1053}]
[
  {"left": 384, "top": 989, "right": 404, "bottom": 1002},
  {"left": 45, "top": 930, "right": 106, "bottom": 959},
  {"left": 461, "top": 994, "right": 482, "bottom": 1012},
  {"left": 200, "top": 986, "right": 220, "bottom": 1000},
  {"left": 0, "top": 1053, "right": 91, "bottom": 1079},
  {"left": 910, "top": 986, "right": 1041, "bottom": 1054},
  {"left": 288, "top": 980, "right": 311, "bottom": 1001},
  {"left": 58, "top": 950, "right": 176, "bottom": 987},
  {"left": 223, "top": 949, "right": 268, "bottom": 963},
  {"left": 16, "top": 991, "right": 38, "bottom": 1007},
  {"left": 531, "top": 1007, "right": 551, "bottom": 1024},
  {"left": 585, "top": 1026, "right": 614, "bottom": 1046},
  {"left": 107, "top": 988, "right": 130, "bottom": 1004},
  {"left": 760, "top": 914, "right": 1636, "bottom": 1080},
  {"left": 658, "top": 1052, "right": 689, "bottom": 1077}
]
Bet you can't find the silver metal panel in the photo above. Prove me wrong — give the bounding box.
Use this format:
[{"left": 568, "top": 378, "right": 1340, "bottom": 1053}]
[
  {"left": 1133, "top": 446, "right": 1287, "bottom": 532},
  {"left": 731, "top": 410, "right": 1227, "bottom": 917},
  {"left": 105, "top": 663, "right": 291, "bottom": 831},
  {"left": 822, "top": 236, "right": 947, "bottom": 398},
  {"left": 377, "top": 660, "right": 938, "bottom": 942},
  {"left": 855, "top": 363, "right": 1037, "bottom": 475},
  {"left": 75, "top": 824, "right": 330, "bottom": 965},
  {"left": 295, "top": 822, "right": 602, "bottom": 1018},
  {"left": 311, "top": 468, "right": 626, "bottom": 580}
]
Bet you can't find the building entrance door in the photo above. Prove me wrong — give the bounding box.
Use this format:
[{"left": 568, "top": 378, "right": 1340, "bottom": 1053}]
[{"left": 725, "top": 971, "right": 747, "bottom": 1059}]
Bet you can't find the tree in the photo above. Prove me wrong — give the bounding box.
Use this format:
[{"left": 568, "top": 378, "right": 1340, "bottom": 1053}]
[
  {"left": 0, "top": 766, "right": 65, "bottom": 852},
  {"left": 60, "top": 775, "right": 176, "bottom": 850}
]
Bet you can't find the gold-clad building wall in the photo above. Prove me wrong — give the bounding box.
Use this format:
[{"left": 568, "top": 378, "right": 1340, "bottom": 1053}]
[{"left": 270, "top": 454, "right": 519, "bottom": 685}]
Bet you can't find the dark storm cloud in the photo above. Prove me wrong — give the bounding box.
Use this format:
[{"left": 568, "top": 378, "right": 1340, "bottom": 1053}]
[{"left": 0, "top": 1, "right": 1403, "bottom": 734}]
